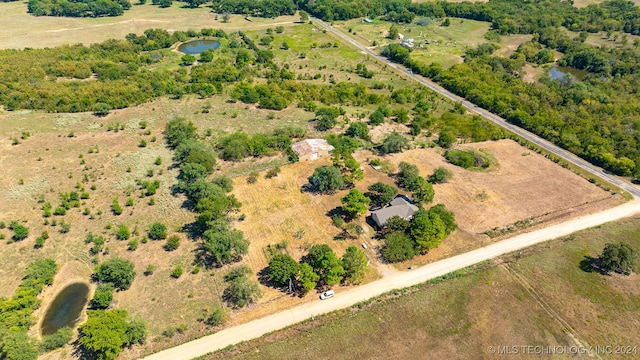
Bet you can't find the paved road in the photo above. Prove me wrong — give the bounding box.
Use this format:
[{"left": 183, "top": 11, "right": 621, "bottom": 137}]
[
  {"left": 311, "top": 18, "right": 640, "bottom": 198},
  {"left": 142, "top": 20, "right": 640, "bottom": 360}
]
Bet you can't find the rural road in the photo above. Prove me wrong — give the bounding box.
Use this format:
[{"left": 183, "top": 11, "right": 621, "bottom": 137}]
[
  {"left": 311, "top": 18, "right": 640, "bottom": 198},
  {"left": 143, "top": 199, "right": 640, "bottom": 360},
  {"left": 142, "top": 20, "right": 640, "bottom": 360}
]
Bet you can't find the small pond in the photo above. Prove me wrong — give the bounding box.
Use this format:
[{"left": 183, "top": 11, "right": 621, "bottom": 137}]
[
  {"left": 549, "top": 66, "right": 589, "bottom": 82},
  {"left": 41, "top": 282, "right": 90, "bottom": 335},
  {"left": 178, "top": 40, "right": 220, "bottom": 54}
]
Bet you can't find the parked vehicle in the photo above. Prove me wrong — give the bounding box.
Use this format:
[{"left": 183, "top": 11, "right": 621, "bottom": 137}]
[{"left": 320, "top": 289, "right": 335, "bottom": 300}]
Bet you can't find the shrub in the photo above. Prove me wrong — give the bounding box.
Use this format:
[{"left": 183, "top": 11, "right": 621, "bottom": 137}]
[
  {"left": 39, "top": 327, "right": 74, "bottom": 352},
  {"left": 90, "top": 283, "right": 115, "bottom": 309},
  {"left": 111, "top": 200, "right": 123, "bottom": 215},
  {"left": 205, "top": 307, "right": 228, "bottom": 327},
  {"left": 116, "top": 224, "right": 131, "bottom": 240},
  {"left": 128, "top": 239, "right": 139, "bottom": 251},
  {"left": 149, "top": 222, "right": 167, "bottom": 240},
  {"left": 171, "top": 266, "right": 184, "bottom": 278},
  {"left": 165, "top": 235, "right": 180, "bottom": 251},
  {"left": 126, "top": 197, "right": 134, "bottom": 207},
  {"left": 265, "top": 167, "right": 281, "bottom": 179},
  {"left": 12, "top": 223, "right": 29, "bottom": 241},
  {"left": 144, "top": 265, "right": 155, "bottom": 276},
  {"left": 247, "top": 172, "right": 259, "bottom": 184},
  {"left": 94, "top": 257, "right": 136, "bottom": 291}
]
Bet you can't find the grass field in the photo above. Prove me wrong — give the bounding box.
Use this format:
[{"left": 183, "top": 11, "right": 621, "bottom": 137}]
[
  {"left": 334, "top": 17, "right": 490, "bottom": 69},
  {"left": 0, "top": 2, "right": 298, "bottom": 49},
  {"left": 209, "top": 215, "right": 640, "bottom": 360}
]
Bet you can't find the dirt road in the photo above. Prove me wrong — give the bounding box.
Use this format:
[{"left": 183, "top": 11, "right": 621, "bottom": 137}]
[{"left": 142, "top": 198, "right": 640, "bottom": 360}]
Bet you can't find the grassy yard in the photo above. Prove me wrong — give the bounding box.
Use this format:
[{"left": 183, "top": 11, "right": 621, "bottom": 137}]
[
  {"left": 209, "top": 216, "right": 640, "bottom": 360},
  {"left": 334, "top": 17, "right": 490, "bottom": 69}
]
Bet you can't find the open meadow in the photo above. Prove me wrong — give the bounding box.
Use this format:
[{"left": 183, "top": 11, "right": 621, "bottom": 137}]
[
  {"left": 333, "top": 17, "right": 490, "bottom": 69},
  {"left": 209, "top": 215, "right": 640, "bottom": 360}
]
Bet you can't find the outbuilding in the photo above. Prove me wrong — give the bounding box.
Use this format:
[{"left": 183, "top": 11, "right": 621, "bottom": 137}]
[{"left": 291, "top": 139, "right": 334, "bottom": 161}]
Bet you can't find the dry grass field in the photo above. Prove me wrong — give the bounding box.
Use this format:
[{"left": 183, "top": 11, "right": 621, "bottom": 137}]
[
  {"left": 0, "top": 2, "right": 299, "bottom": 49},
  {"left": 210, "top": 215, "right": 640, "bottom": 360}
]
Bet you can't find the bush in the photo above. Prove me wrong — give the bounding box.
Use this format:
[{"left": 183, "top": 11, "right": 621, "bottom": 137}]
[
  {"left": 39, "top": 327, "right": 74, "bottom": 352},
  {"left": 205, "top": 307, "right": 228, "bottom": 327},
  {"left": 116, "top": 224, "right": 131, "bottom": 240},
  {"left": 247, "top": 172, "right": 259, "bottom": 184},
  {"left": 149, "top": 222, "right": 167, "bottom": 240},
  {"left": 93, "top": 103, "right": 112, "bottom": 116},
  {"left": 128, "top": 239, "right": 139, "bottom": 251},
  {"left": 90, "top": 283, "right": 115, "bottom": 309},
  {"left": 12, "top": 223, "right": 29, "bottom": 241},
  {"left": 171, "top": 266, "right": 184, "bottom": 278},
  {"left": 265, "top": 167, "right": 281, "bottom": 179},
  {"left": 444, "top": 150, "right": 491, "bottom": 169},
  {"left": 165, "top": 235, "right": 180, "bottom": 251},
  {"left": 111, "top": 200, "right": 123, "bottom": 215},
  {"left": 144, "top": 265, "right": 155, "bottom": 276},
  {"left": 94, "top": 257, "right": 136, "bottom": 291},
  {"left": 429, "top": 167, "right": 453, "bottom": 184}
]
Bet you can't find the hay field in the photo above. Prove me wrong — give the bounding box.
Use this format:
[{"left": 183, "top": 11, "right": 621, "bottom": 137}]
[{"left": 0, "top": 2, "right": 298, "bottom": 49}]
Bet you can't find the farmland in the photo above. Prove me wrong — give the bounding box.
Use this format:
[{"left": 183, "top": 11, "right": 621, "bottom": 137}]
[{"left": 209, "top": 215, "right": 640, "bottom": 360}]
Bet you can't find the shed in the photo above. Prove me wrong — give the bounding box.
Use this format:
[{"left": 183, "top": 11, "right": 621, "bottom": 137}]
[{"left": 292, "top": 139, "right": 334, "bottom": 161}]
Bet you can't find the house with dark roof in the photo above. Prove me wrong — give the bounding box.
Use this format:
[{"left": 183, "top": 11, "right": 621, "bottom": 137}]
[
  {"left": 291, "top": 139, "right": 334, "bottom": 161},
  {"left": 371, "top": 195, "right": 419, "bottom": 228}
]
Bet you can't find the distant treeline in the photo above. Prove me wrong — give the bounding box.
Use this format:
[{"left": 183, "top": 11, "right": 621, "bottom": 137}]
[{"left": 28, "top": 0, "right": 131, "bottom": 17}]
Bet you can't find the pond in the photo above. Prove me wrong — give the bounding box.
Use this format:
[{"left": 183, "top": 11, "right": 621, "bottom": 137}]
[
  {"left": 41, "top": 282, "right": 90, "bottom": 335},
  {"left": 178, "top": 40, "right": 220, "bottom": 55},
  {"left": 549, "top": 66, "right": 589, "bottom": 82}
]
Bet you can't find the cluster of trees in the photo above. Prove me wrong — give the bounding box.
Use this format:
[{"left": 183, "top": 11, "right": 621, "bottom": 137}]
[
  {"left": 396, "top": 162, "right": 434, "bottom": 204},
  {"left": 0, "top": 259, "right": 58, "bottom": 360},
  {"left": 217, "top": 129, "right": 302, "bottom": 161},
  {"left": 79, "top": 257, "right": 145, "bottom": 359},
  {"left": 598, "top": 242, "right": 637, "bottom": 274},
  {"left": 28, "top": 0, "right": 131, "bottom": 17},
  {"left": 165, "top": 118, "right": 249, "bottom": 268},
  {"left": 210, "top": 0, "right": 296, "bottom": 18},
  {"left": 383, "top": 35, "right": 640, "bottom": 176},
  {"left": 222, "top": 266, "right": 262, "bottom": 308},
  {"left": 381, "top": 204, "right": 456, "bottom": 263},
  {"left": 267, "top": 244, "right": 368, "bottom": 295}
]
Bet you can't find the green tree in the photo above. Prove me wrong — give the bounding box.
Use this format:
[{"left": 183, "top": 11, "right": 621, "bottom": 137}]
[
  {"left": 199, "top": 49, "right": 214, "bottom": 63},
  {"left": 38, "top": 327, "right": 74, "bottom": 352},
  {"left": 340, "top": 189, "right": 370, "bottom": 219},
  {"left": 1, "top": 331, "right": 38, "bottom": 360},
  {"left": 408, "top": 210, "right": 446, "bottom": 254},
  {"left": 429, "top": 204, "right": 457, "bottom": 235},
  {"left": 367, "top": 182, "right": 397, "bottom": 208},
  {"left": 345, "top": 121, "right": 370, "bottom": 140},
  {"left": 379, "top": 132, "right": 409, "bottom": 154},
  {"left": 94, "top": 257, "right": 136, "bottom": 291},
  {"left": 306, "top": 244, "right": 345, "bottom": 286},
  {"left": 299, "top": 10, "right": 309, "bottom": 22},
  {"left": 428, "top": 167, "right": 453, "bottom": 184},
  {"left": 437, "top": 130, "right": 455, "bottom": 148},
  {"left": 224, "top": 273, "right": 262, "bottom": 308},
  {"left": 381, "top": 231, "right": 415, "bottom": 263},
  {"left": 77, "top": 310, "right": 145, "bottom": 360},
  {"left": 600, "top": 242, "right": 637, "bottom": 274},
  {"left": 341, "top": 245, "right": 368, "bottom": 284},
  {"left": 90, "top": 283, "right": 115, "bottom": 309},
  {"left": 181, "top": 54, "right": 196, "bottom": 66},
  {"left": 388, "top": 24, "right": 399, "bottom": 39},
  {"left": 268, "top": 253, "right": 299, "bottom": 286},
  {"left": 308, "top": 165, "right": 345, "bottom": 192},
  {"left": 297, "top": 262, "right": 319, "bottom": 295},
  {"left": 197, "top": 228, "right": 249, "bottom": 268},
  {"left": 412, "top": 177, "right": 435, "bottom": 204},
  {"left": 165, "top": 117, "right": 197, "bottom": 148},
  {"left": 148, "top": 222, "right": 167, "bottom": 240},
  {"left": 93, "top": 103, "right": 112, "bottom": 116}
]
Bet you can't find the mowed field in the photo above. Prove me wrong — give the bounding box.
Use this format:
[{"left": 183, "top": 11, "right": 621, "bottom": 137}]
[
  {"left": 210, "top": 216, "right": 640, "bottom": 360},
  {"left": 0, "top": 2, "right": 299, "bottom": 49}
]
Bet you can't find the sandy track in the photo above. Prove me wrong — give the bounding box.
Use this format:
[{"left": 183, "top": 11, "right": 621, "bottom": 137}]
[{"left": 142, "top": 199, "right": 640, "bottom": 360}]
